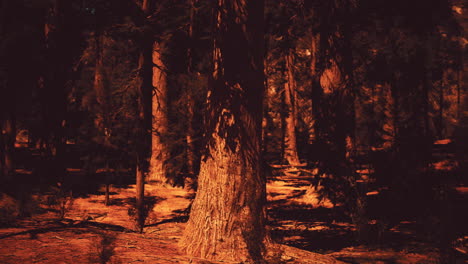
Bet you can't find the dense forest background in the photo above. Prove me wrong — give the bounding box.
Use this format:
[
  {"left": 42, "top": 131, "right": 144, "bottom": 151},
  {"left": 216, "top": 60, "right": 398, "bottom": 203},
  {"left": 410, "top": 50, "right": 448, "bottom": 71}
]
[{"left": 0, "top": 0, "right": 467, "bottom": 263}]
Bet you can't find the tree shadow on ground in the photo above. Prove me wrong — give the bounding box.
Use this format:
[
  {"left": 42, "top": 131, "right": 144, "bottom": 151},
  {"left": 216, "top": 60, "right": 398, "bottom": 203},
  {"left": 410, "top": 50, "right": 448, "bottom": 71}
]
[
  {"left": 145, "top": 214, "right": 189, "bottom": 227},
  {"left": 268, "top": 203, "right": 355, "bottom": 253},
  {"left": 268, "top": 183, "right": 468, "bottom": 263},
  {"left": 0, "top": 219, "right": 134, "bottom": 240},
  {"left": 107, "top": 195, "right": 165, "bottom": 207},
  {"left": 88, "top": 230, "right": 119, "bottom": 264}
]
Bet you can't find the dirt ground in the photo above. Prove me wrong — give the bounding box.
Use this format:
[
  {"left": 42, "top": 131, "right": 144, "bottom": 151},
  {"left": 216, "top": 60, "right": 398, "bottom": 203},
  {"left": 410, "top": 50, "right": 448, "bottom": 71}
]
[{"left": 0, "top": 172, "right": 465, "bottom": 264}]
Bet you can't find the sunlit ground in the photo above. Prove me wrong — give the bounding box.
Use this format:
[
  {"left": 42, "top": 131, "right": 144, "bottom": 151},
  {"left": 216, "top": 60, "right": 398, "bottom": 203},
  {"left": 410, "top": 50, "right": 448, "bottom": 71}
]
[{"left": 1, "top": 160, "right": 466, "bottom": 263}]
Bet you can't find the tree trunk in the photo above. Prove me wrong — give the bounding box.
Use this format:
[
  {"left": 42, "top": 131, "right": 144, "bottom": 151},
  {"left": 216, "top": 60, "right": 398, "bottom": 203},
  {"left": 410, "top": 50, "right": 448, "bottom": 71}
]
[
  {"left": 134, "top": 0, "right": 155, "bottom": 232},
  {"left": 0, "top": 124, "right": 4, "bottom": 180},
  {"left": 390, "top": 76, "right": 400, "bottom": 151},
  {"left": 438, "top": 71, "right": 445, "bottom": 139},
  {"left": 280, "top": 92, "right": 286, "bottom": 162},
  {"left": 0, "top": 22, "right": 14, "bottom": 178},
  {"left": 283, "top": 49, "right": 301, "bottom": 166},
  {"left": 93, "top": 32, "right": 106, "bottom": 130},
  {"left": 2, "top": 111, "right": 15, "bottom": 179},
  {"left": 310, "top": 31, "right": 323, "bottom": 160},
  {"left": 185, "top": 0, "right": 198, "bottom": 178},
  {"left": 147, "top": 42, "right": 169, "bottom": 183},
  {"left": 180, "top": 0, "right": 269, "bottom": 262},
  {"left": 42, "top": 0, "right": 69, "bottom": 181},
  {"left": 138, "top": 0, "right": 168, "bottom": 185},
  {"left": 186, "top": 102, "right": 196, "bottom": 176},
  {"left": 93, "top": 31, "right": 114, "bottom": 207},
  {"left": 457, "top": 69, "right": 461, "bottom": 120},
  {"left": 262, "top": 79, "right": 271, "bottom": 156},
  {"left": 0, "top": 2, "right": 4, "bottom": 178},
  {"left": 135, "top": 161, "right": 146, "bottom": 233}
]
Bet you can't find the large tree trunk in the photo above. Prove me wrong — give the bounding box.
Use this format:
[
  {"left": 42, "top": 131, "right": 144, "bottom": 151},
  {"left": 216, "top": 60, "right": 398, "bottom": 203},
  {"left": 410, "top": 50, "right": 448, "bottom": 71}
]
[
  {"left": 147, "top": 42, "right": 169, "bottom": 183},
  {"left": 143, "top": 0, "right": 168, "bottom": 184},
  {"left": 180, "top": 0, "right": 269, "bottom": 262},
  {"left": 283, "top": 49, "right": 301, "bottom": 166}
]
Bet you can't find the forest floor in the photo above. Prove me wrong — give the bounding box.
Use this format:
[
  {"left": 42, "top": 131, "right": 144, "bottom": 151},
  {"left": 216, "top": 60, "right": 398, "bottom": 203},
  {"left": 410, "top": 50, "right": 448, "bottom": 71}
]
[{"left": 0, "top": 166, "right": 467, "bottom": 263}]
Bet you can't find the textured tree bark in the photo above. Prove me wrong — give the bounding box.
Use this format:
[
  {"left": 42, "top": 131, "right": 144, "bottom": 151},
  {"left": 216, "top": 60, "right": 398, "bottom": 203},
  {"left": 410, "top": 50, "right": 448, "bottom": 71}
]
[
  {"left": 283, "top": 50, "right": 301, "bottom": 166},
  {"left": 147, "top": 42, "right": 169, "bottom": 183},
  {"left": 180, "top": 0, "right": 269, "bottom": 262}
]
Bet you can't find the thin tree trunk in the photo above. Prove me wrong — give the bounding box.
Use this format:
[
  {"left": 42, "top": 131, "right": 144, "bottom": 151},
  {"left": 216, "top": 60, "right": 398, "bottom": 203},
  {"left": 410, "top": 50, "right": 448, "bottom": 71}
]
[
  {"left": 104, "top": 161, "right": 110, "bottom": 206},
  {"left": 0, "top": 124, "right": 4, "bottom": 180},
  {"left": 180, "top": 0, "right": 269, "bottom": 262},
  {"left": 135, "top": 161, "right": 145, "bottom": 233},
  {"left": 310, "top": 31, "right": 323, "bottom": 158},
  {"left": 280, "top": 92, "right": 286, "bottom": 162},
  {"left": 135, "top": 56, "right": 147, "bottom": 231},
  {"left": 186, "top": 105, "right": 196, "bottom": 176},
  {"left": 438, "top": 72, "right": 445, "bottom": 139},
  {"left": 186, "top": 0, "right": 197, "bottom": 178},
  {"left": 0, "top": 0, "right": 10, "bottom": 181},
  {"left": 262, "top": 82, "right": 271, "bottom": 156},
  {"left": 457, "top": 69, "right": 461, "bottom": 120},
  {"left": 135, "top": 0, "right": 154, "bottom": 232},
  {"left": 93, "top": 30, "right": 115, "bottom": 208},
  {"left": 2, "top": 111, "right": 15, "bottom": 179},
  {"left": 94, "top": 32, "right": 106, "bottom": 122},
  {"left": 262, "top": 22, "right": 271, "bottom": 156},
  {"left": 423, "top": 65, "right": 431, "bottom": 141},
  {"left": 283, "top": 49, "right": 301, "bottom": 166},
  {"left": 0, "top": 0, "right": 7, "bottom": 37},
  {"left": 390, "top": 76, "right": 400, "bottom": 151}
]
